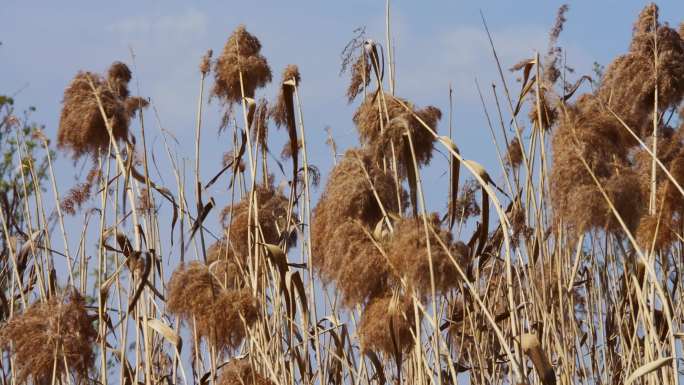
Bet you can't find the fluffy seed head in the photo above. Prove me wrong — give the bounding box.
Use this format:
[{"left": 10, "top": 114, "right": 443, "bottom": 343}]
[
  {"left": 213, "top": 25, "right": 272, "bottom": 103},
  {"left": 347, "top": 53, "right": 371, "bottom": 102},
  {"left": 220, "top": 181, "right": 291, "bottom": 261},
  {"left": 58, "top": 62, "right": 147, "bottom": 159},
  {"left": 319, "top": 220, "right": 392, "bottom": 306},
  {"left": 166, "top": 262, "right": 259, "bottom": 351},
  {"left": 271, "top": 65, "right": 301, "bottom": 126},
  {"left": 506, "top": 138, "right": 524, "bottom": 169},
  {"left": 0, "top": 290, "right": 97, "bottom": 384},
  {"left": 200, "top": 49, "right": 213, "bottom": 75},
  {"left": 353, "top": 94, "right": 440, "bottom": 170},
  {"left": 357, "top": 295, "right": 418, "bottom": 355},
  {"left": 386, "top": 214, "right": 465, "bottom": 295},
  {"left": 217, "top": 359, "right": 275, "bottom": 385}
]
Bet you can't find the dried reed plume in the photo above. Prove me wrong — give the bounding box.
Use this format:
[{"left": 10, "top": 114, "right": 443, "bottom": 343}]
[
  {"left": 207, "top": 238, "right": 247, "bottom": 290},
  {"left": 167, "top": 262, "right": 259, "bottom": 351},
  {"left": 635, "top": 214, "right": 678, "bottom": 251},
  {"left": 357, "top": 294, "right": 417, "bottom": 355},
  {"left": 251, "top": 98, "right": 269, "bottom": 148},
  {"left": 599, "top": 3, "right": 684, "bottom": 136},
  {"left": 346, "top": 51, "right": 371, "bottom": 103},
  {"left": 447, "top": 179, "right": 481, "bottom": 223},
  {"left": 200, "top": 49, "right": 213, "bottom": 75},
  {"left": 353, "top": 94, "right": 441, "bottom": 170},
  {"left": 217, "top": 359, "right": 275, "bottom": 385},
  {"left": 551, "top": 4, "right": 684, "bottom": 235},
  {"left": 213, "top": 25, "right": 272, "bottom": 104},
  {"left": 220, "top": 181, "right": 292, "bottom": 260},
  {"left": 0, "top": 290, "right": 97, "bottom": 384},
  {"left": 551, "top": 96, "right": 640, "bottom": 233},
  {"left": 505, "top": 138, "right": 524, "bottom": 169},
  {"left": 320, "top": 220, "right": 392, "bottom": 306},
  {"left": 58, "top": 61, "right": 148, "bottom": 158},
  {"left": 271, "top": 65, "right": 301, "bottom": 130},
  {"left": 312, "top": 148, "right": 404, "bottom": 305},
  {"left": 386, "top": 214, "right": 465, "bottom": 295},
  {"left": 312, "top": 148, "right": 403, "bottom": 226}
]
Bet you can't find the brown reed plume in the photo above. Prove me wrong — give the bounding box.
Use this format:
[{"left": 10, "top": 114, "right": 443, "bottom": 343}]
[
  {"left": 551, "top": 4, "right": 684, "bottom": 235},
  {"left": 167, "top": 262, "right": 259, "bottom": 351},
  {"left": 357, "top": 294, "right": 417, "bottom": 355},
  {"left": 207, "top": 238, "right": 248, "bottom": 290},
  {"left": 217, "top": 359, "right": 275, "bottom": 385},
  {"left": 58, "top": 61, "right": 148, "bottom": 158},
  {"left": 220, "top": 180, "right": 292, "bottom": 259},
  {"left": 312, "top": 148, "right": 403, "bottom": 226},
  {"left": 319, "top": 220, "right": 392, "bottom": 306},
  {"left": 252, "top": 98, "right": 269, "bottom": 148},
  {"left": 447, "top": 179, "right": 481, "bottom": 224},
  {"left": 213, "top": 25, "right": 272, "bottom": 104},
  {"left": 0, "top": 289, "right": 97, "bottom": 384},
  {"left": 386, "top": 214, "right": 466, "bottom": 295},
  {"left": 200, "top": 49, "right": 213, "bottom": 75},
  {"left": 353, "top": 94, "right": 441, "bottom": 170},
  {"left": 312, "top": 148, "right": 405, "bottom": 305},
  {"left": 271, "top": 65, "right": 301, "bottom": 130},
  {"left": 505, "top": 138, "right": 524, "bottom": 170},
  {"left": 346, "top": 51, "right": 371, "bottom": 103},
  {"left": 270, "top": 65, "right": 301, "bottom": 184},
  {"left": 599, "top": 4, "right": 684, "bottom": 136}
]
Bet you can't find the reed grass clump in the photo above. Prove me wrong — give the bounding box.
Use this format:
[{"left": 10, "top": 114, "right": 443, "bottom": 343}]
[
  {"left": 0, "top": 290, "right": 96, "bottom": 384},
  {"left": 213, "top": 25, "right": 272, "bottom": 104},
  {"left": 58, "top": 61, "right": 148, "bottom": 158}
]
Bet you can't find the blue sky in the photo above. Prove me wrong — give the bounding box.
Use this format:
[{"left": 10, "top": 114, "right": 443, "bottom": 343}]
[{"left": 2, "top": 1, "right": 683, "bottom": 261}]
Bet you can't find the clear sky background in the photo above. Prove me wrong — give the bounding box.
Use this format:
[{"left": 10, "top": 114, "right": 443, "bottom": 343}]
[{"left": 2, "top": 0, "right": 683, "bottom": 263}]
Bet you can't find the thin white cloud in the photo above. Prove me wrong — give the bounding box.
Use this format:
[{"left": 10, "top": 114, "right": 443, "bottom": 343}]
[{"left": 107, "top": 8, "right": 208, "bottom": 43}]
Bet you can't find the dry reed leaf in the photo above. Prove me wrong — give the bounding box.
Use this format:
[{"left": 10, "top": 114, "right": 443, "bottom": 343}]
[
  {"left": 147, "top": 318, "right": 181, "bottom": 349},
  {"left": 624, "top": 356, "right": 673, "bottom": 385},
  {"left": 520, "top": 333, "right": 555, "bottom": 385}
]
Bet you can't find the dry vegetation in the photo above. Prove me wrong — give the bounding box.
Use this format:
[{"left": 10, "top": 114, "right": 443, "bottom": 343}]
[{"left": 1, "top": 3, "right": 683, "bottom": 385}]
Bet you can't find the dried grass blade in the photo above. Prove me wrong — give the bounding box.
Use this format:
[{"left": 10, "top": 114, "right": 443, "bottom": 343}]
[
  {"left": 147, "top": 318, "right": 182, "bottom": 350},
  {"left": 625, "top": 356, "right": 673, "bottom": 385}
]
